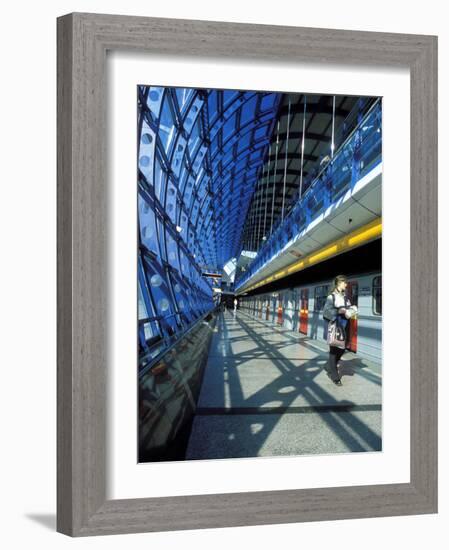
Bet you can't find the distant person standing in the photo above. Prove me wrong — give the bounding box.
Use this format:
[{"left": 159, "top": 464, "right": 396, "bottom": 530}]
[
  {"left": 322, "top": 275, "right": 357, "bottom": 386},
  {"left": 233, "top": 298, "right": 238, "bottom": 313}
]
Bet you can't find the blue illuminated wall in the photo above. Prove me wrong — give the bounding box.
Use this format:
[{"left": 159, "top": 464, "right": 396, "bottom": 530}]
[{"left": 138, "top": 86, "right": 282, "bottom": 365}]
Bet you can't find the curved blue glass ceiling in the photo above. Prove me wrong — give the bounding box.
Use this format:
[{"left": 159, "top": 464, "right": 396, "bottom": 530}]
[
  {"left": 139, "top": 87, "right": 282, "bottom": 269},
  {"left": 138, "top": 86, "right": 282, "bottom": 364}
]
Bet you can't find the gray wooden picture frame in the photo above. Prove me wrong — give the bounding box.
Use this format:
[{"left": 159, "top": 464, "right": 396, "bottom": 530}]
[{"left": 57, "top": 12, "right": 438, "bottom": 537}]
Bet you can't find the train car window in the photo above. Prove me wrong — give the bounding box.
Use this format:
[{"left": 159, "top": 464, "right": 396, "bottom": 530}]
[
  {"left": 373, "top": 275, "right": 382, "bottom": 315},
  {"left": 314, "top": 285, "right": 329, "bottom": 311}
]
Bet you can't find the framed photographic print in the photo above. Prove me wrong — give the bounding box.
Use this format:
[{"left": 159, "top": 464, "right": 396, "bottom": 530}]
[{"left": 57, "top": 12, "right": 437, "bottom": 536}]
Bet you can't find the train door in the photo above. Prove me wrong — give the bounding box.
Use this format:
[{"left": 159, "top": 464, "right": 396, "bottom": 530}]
[
  {"left": 277, "top": 294, "right": 283, "bottom": 325},
  {"left": 299, "top": 288, "right": 309, "bottom": 335},
  {"left": 284, "top": 290, "right": 293, "bottom": 329},
  {"left": 346, "top": 281, "right": 358, "bottom": 352}
]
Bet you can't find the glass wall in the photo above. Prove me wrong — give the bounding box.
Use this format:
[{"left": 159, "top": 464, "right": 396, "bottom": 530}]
[{"left": 138, "top": 86, "right": 282, "bottom": 366}]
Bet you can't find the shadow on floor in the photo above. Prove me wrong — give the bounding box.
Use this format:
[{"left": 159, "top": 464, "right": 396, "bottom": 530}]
[{"left": 25, "top": 514, "right": 56, "bottom": 531}]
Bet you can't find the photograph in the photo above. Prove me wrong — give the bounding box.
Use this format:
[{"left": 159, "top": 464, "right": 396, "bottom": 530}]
[
  {"left": 0, "top": 0, "right": 441, "bottom": 542},
  {"left": 137, "top": 85, "right": 383, "bottom": 462}
]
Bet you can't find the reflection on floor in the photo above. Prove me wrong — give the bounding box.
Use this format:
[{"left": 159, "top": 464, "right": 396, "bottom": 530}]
[{"left": 186, "top": 310, "right": 382, "bottom": 460}]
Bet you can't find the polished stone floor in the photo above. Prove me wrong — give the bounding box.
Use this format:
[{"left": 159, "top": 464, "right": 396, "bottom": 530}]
[{"left": 185, "top": 310, "right": 382, "bottom": 460}]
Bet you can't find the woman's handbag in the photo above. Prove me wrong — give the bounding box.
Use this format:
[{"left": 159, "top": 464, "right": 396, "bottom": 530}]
[{"left": 327, "top": 317, "right": 346, "bottom": 348}]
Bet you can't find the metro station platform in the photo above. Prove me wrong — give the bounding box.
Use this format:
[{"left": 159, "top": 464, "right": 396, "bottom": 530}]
[{"left": 186, "top": 310, "right": 382, "bottom": 460}]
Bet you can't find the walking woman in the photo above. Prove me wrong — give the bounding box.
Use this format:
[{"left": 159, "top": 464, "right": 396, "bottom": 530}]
[{"left": 322, "top": 275, "right": 356, "bottom": 386}]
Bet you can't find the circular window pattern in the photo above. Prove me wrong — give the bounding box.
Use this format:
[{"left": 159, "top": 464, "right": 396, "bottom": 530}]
[
  {"left": 158, "top": 298, "right": 170, "bottom": 312},
  {"left": 149, "top": 90, "right": 160, "bottom": 101},
  {"left": 168, "top": 187, "right": 175, "bottom": 196},
  {"left": 174, "top": 284, "right": 181, "bottom": 293},
  {"left": 139, "top": 156, "right": 150, "bottom": 167},
  {"left": 178, "top": 300, "right": 185, "bottom": 310},
  {"left": 177, "top": 143, "right": 184, "bottom": 153},
  {"left": 143, "top": 225, "right": 153, "bottom": 239},
  {"left": 141, "top": 133, "right": 153, "bottom": 144},
  {"left": 167, "top": 203, "right": 174, "bottom": 212},
  {"left": 150, "top": 274, "right": 163, "bottom": 287}
]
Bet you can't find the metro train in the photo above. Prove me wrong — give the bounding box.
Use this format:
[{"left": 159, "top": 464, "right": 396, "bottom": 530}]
[{"left": 239, "top": 271, "right": 382, "bottom": 362}]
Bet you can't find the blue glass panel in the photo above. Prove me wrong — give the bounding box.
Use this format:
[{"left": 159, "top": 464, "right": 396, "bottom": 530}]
[
  {"left": 223, "top": 94, "right": 244, "bottom": 121},
  {"left": 144, "top": 258, "right": 178, "bottom": 335},
  {"left": 260, "top": 93, "right": 277, "bottom": 112},
  {"left": 183, "top": 97, "right": 203, "bottom": 134},
  {"left": 222, "top": 114, "right": 236, "bottom": 142},
  {"left": 138, "top": 257, "right": 161, "bottom": 346},
  {"left": 172, "top": 135, "right": 187, "bottom": 177},
  {"left": 146, "top": 87, "right": 164, "bottom": 118},
  {"left": 207, "top": 90, "right": 218, "bottom": 123},
  {"left": 250, "top": 150, "right": 261, "bottom": 163},
  {"left": 154, "top": 157, "right": 165, "bottom": 202},
  {"left": 209, "top": 119, "right": 222, "bottom": 143},
  {"left": 179, "top": 249, "right": 190, "bottom": 279},
  {"left": 197, "top": 180, "right": 207, "bottom": 203},
  {"left": 183, "top": 176, "right": 194, "bottom": 206},
  {"left": 210, "top": 135, "right": 219, "bottom": 158},
  {"left": 235, "top": 158, "right": 246, "bottom": 174},
  {"left": 179, "top": 208, "right": 188, "bottom": 234},
  {"left": 170, "top": 270, "right": 193, "bottom": 323},
  {"left": 223, "top": 90, "right": 238, "bottom": 107},
  {"left": 179, "top": 160, "right": 189, "bottom": 193},
  {"left": 192, "top": 150, "right": 205, "bottom": 173},
  {"left": 258, "top": 111, "right": 275, "bottom": 125},
  {"left": 138, "top": 281, "right": 149, "bottom": 320},
  {"left": 188, "top": 116, "right": 201, "bottom": 157},
  {"left": 158, "top": 96, "right": 176, "bottom": 152},
  {"left": 236, "top": 132, "right": 251, "bottom": 155},
  {"left": 254, "top": 125, "right": 269, "bottom": 142},
  {"left": 139, "top": 120, "right": 156, "bottom": 184},
  {"left": 359, "top": 111, "right": 382, "bottom": 177},
  {"left": 194, "top": 166, "right": 204, "bottom": 187},
  {"left": 156, "top": 216, "right": 167, "bottom": 262},
  {"left": 139, "top": 195, "right": 159, "bottom": 257},
  {"left": 165, "top": 180, "right": 177, "bottom": 224},
  {"left": 175, "top": 87, "right": 193, "bottom": 112},
  {"left": 240, "top": 95, "right": 258, "bottom": 127}
]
